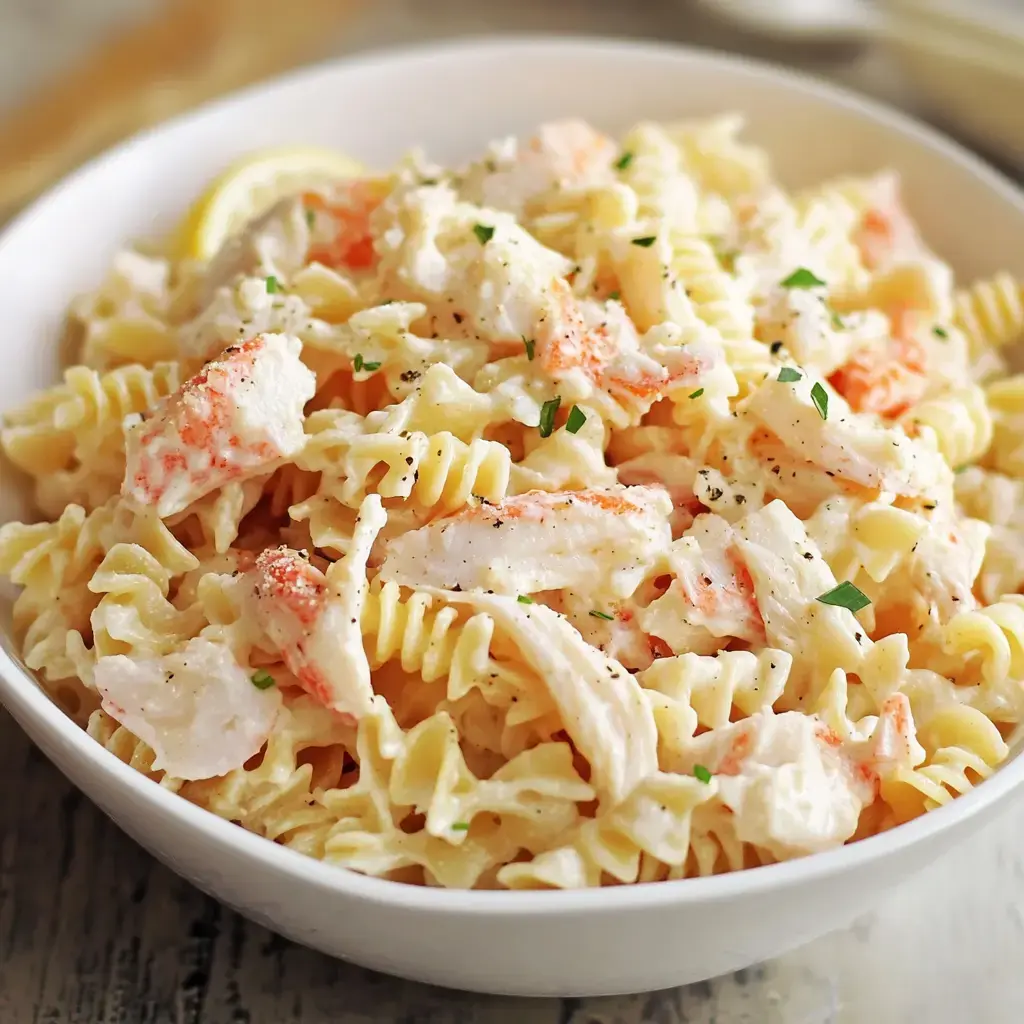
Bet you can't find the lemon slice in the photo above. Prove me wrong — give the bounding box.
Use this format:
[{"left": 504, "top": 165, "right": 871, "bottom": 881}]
[{"left": 176, "top": 146, "right": 367, "bottom": 261}]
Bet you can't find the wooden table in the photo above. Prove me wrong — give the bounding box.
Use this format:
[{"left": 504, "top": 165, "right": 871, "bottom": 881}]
[{"left": 2, "top": 2, "right": 1023, "bottom": 1021}]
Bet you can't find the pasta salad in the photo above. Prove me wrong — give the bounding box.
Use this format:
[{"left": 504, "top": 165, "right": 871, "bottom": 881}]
[{"left": 3, "top": 116, "right": 1024, "bottom": 889}]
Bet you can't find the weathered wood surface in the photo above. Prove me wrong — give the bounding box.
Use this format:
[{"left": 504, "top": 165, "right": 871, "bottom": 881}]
[{"left": 4, "top": 704, "right": 1024, "bottom": 1024}]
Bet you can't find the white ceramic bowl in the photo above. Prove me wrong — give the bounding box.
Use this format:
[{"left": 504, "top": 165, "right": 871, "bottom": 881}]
[{"left": 2, "top": 38, "right": 1023, "bottom": 998}]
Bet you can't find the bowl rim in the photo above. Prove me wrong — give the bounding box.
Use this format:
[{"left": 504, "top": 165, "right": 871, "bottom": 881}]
[{"left": 3, "top": 33, "right": 1024, "bottom": 915}]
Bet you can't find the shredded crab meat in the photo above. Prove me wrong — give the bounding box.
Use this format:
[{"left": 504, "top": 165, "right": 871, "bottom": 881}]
[
  {"left": 304, "top": 180, "right": 387, "bottom": 272},
  {"left": 379, "top": 484, "right": 672, "bottom": 599},
  {"left": 93, "top": 638, "right": 281, "bottom": 781},
  {"left": 122, "top": 333, "right": 315, "bottom": 518},
  {"left": 677, "top": 711, "right": 877, "bottom": 859},
  {"left": 247, "top": 496, "right": 387, "bottom": 720},
  {"left": 431, "top": 589, "right": 658, "bottom": 805},
  {"left": 459, "top": 118, "right": 618, "bottom": 216},
  {"left": 742, "top": 371, "right": 950, "bottom": 499},
  {"left": 640, "top": 513, "right": 766, "bottom": 656}
]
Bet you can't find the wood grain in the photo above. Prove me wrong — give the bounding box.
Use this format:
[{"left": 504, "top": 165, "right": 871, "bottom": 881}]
[{"left": 0, "top": 0, "right": 364, "bottom": 222}]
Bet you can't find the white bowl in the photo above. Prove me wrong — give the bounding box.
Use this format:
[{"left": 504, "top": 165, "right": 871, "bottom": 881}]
[{"left": 2, "top": 37, "right": 1023, "bottom": 998}]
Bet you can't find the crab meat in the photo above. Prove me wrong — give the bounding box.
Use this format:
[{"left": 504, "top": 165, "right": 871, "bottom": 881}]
[
  {"left": 743, "top": 370, "right": 950, "bottom": 499},
  {"left": 432, "top": 590, "right": 658, "bottom": 805},
  {"left": 678, "top": 711, "right": 876, "bottom": 859},
  {"left": 93, "top": 637, "right": 281, "bottom": 781},
  {"left": 640, "top": 514, "right": 766, "bottom": 656},
  {"left": 379, "top": 484, "right": 672, "bottom": 599},
  {"left": 247, "top": 496, "right": 386, "bottom": 719},
  {"left": 460, "top": 119, "right": 618, "bottom": 216},
  {"left": 123, "top": 333, "right": 315, "bottom": 518}
]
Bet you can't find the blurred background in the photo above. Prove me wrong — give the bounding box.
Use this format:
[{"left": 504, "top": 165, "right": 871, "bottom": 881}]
[{"left": 0, "top": 0, "right": 1021, "bottom": 226}]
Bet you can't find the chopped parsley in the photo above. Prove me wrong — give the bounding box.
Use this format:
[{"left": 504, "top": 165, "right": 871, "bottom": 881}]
[
  {"left": 831, "top": 310, "right": 845, "bottom": 330},
  {"left": 565, "top": 405, "right": 587, "bottom": 434},
  {"left": 933, "top": 326, "right": 949, "bottom": 339},
  {"left": 538, "top": 396, "right": 561, "bottom": 438},
  {"left": 777, "top": 367, "right": 803, "bottom": 383},
  {"left": 523, "top": 337, "right": 536, "bottom": 361},
  {"left": 780, "top": 267, "right": 826, "bottom": 289},
  {"left": 816, "top": 581, "right": 871, "bottom": 613},
  {"left": 517, "top": 595, "right": 534, "bottom": 604},
  {"left": 265, "top": 275, "right": 280, "bottom": 294},
  {"left": 473, "top": 223, "right": 495, "bottom": 245},
  {"left": 614, "top": 151, "right": 634, "bottom": 171},
  {"left": 810, "top": 381, "right": 829, "bottom": 421},
  {"left": 631, "top": 235, "right": 657, "bottom": 248},
  {"left": 251, "top": 669, "right": 275, "bottom": 690},
  {"left": 688, "top": 388, "right": 705, "bottom": 400},
  {"left": 450, "top": 822, "right": 471, "bottom": 831},
  {"left": 305, "top": 209, "right": 315, "bottom": 228},
  {"left": 589, "top": 609, "right": 615, "bottom": 621},
  {"left": 609, "top": 290, "right": 621, "bottom": 301},
  {"left": 693, "top": 764, "right": 712, "bottom": 784},
  {"left": 353, "top": 354, "right": 381, "bottom": 373}
]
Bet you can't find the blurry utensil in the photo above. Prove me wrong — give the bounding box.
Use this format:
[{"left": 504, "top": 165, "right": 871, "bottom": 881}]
[
  {"left": 0, "top": 0, "right": 364, "bottom": 222},
  {"left": 695, "top": 0, "right": 1024, "bottom": 167},
  {"left": 694, "top": 0, "right": 876, "bottom": 41}
]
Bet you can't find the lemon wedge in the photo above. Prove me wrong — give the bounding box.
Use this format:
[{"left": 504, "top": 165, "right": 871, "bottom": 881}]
[{"left": 175, "top": 146, "right": 367, "bottom": 261}]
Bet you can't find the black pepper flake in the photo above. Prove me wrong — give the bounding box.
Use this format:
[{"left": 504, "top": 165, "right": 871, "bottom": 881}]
[
  {"left": 453, "top": 312, "right": 464, "bottom": 324},
  {"left": 735, "top": 495, "right": 746, "bottom": 505},
  {"left": 707, "top": 487, "right": 724, "bottom": 501},
  {"left": 802, "top": 552, "right": 814, "bottom": 560},
  {"left": 770, "top": 341, "right": 783, "bottom": 354}
]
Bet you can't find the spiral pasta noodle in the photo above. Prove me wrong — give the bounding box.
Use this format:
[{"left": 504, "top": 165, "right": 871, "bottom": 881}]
[
  {"left": 880, "top": 704, "right": 1008, "bottom": 822},
  {"left": 901, "top": 384, "right": 993, "bottom": 468},
  {"left": 954, "top": 272, "right": 1024, "bottom": 357}
]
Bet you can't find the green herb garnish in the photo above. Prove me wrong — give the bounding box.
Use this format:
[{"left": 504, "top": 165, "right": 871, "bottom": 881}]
[
  {"left": 693, "top": 764, "right": 712, "bottom": 784},
  {"left": 265, "top": 275, "right": 280, "bottom": 294},
  {"left": 523, "top": 337, "right": 536, "bottom": 361},
  {"left": 353, "top": 354, "right": 381, "bottom": 373},
  {"left": 816, "top": 581, "right": 871, "bottom": 613},
  {"left": 831, "top": 310, "right": 845, "bottom": 330},
  {"left": 614, "top": 151, "right": 634, "bottom": 171},
  {"left": 473, "top": 223, "right": 495, "bottom": 245},
  {"left": 777, "top": 367, "right": 803, "bottom": 383},
  {"left": 810, "top": 381, "right": 829, "bottom": 421},
  {"left": 251, "top": 669, "right": 275, "bottom": 690},
  {"left": 589, "top": 610, "right": 614, "bottom": 621},
  {"left": 933, "top": 326, "right": 949, "bottom": 339},
  {"left": 565, "top": 405, "right": 586, "bottom": 434},
  {"left": 305, "top": 209, "right": 315, "bottom": 228},
  {"left": 688, "top": 388, "right": 705, "bottom": 400},
  {"left": 780, "top": 267, "right": 826, "bottom": 289},
  {"left": 538, "top": 396, "right": 561, "bottom": 438},
  {"left": 517, "top": 595, "right": 534, "bottom": 604},
  {"left": 631, "top": 236, "right": 657, "bottom": 248},
  {"left": 451, "top": 822, "right": 471, "bottom": 831},
  {"left": 608, "top": 290, "right": 621, "bottom": 301}
]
